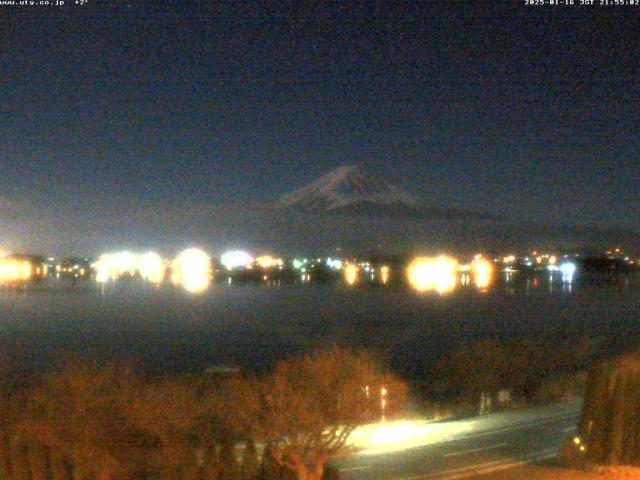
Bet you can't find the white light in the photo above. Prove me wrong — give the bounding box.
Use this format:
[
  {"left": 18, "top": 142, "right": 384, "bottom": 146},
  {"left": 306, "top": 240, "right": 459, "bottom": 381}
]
[
  {"left": 559, "top": 261, "right": 576, "bottom": 285},
  {"left": 326, "top": 258, "right": 343, "bottom": 270},
  {"left": 139, "top": 252, "right": 165, "bottom": 284},
  {"left": 93, "top": 254, "right": 113, "bottom": 283},
  {"left": 93, "top": 251, "right": 166, "bottom": 284},
  {"left": 117, "top": 251, "right": 137, "bottom": 274},
  {"left": 348, "top": 420, "right": 473, "bottom": 456},
  {"left": 220, "top": 250, "right": 254, "bottom": 270},
  {"left": 171, "top": 248, "right": 211, "bottom": 293},
  {"left": 93, "top": 251, "right": 137, "bottom": 283}
]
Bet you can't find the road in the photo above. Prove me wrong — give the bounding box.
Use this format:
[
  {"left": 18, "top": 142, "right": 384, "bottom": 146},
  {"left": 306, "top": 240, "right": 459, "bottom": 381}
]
[{"left": 335, "top": 401, "right": 581, "bottom": 480}]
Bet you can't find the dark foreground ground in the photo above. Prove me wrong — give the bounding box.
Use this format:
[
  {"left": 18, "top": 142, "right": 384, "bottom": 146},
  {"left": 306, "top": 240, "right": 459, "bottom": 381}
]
[{"left": 475, "top": 463, "right": 640, "bottom": 480}]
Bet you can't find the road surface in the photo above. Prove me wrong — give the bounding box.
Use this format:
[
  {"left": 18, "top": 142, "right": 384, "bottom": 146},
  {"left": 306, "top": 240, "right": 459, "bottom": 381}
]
[{"left": 335, "top": 401, "right": 581, "bottom": 480}]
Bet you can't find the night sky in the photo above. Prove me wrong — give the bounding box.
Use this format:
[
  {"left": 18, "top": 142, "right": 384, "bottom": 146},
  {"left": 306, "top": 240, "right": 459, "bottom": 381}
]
[{"left": 1, "top": 1, "right": 638, "bottom": 255}]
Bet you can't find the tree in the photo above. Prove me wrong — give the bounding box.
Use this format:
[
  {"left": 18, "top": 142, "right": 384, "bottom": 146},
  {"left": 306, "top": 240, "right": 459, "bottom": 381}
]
[
  {"left": 433, "top": 339, "right": 507, "bottom": 404},
  {"left": 0, "top": 348, "right": 407, "bottom": 480},
  {"left": 579, "top": 351, "right": 640, "bottom": 465},
  {"left": 432, "top": 336, "right": 600, "bottom": 406},
  {"left": 0, "top": 393, "right": 23, "bottom": 480},
  {"left": 258, "top": 347, "right": 407, "bottom": 480},
  {"left": 20, "top": 358, "right": 156, "bottom": 479},
  {"left": 126, "top": 376, "right": 214, "bottom": 480},
  {"left": 208, "top": 374, "right": 264, "bottom": 479},
  {"left": 259, "top": 446, "right": 296, "bottom": 480}
]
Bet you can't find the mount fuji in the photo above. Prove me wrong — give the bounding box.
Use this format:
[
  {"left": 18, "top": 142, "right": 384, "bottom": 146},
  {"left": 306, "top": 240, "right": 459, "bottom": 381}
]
[
  {"left": 276, "top": 165, "right": 494, "bottom": 219},
  {"left": 187, "top": 165, "right": 637, "bottom": 255}
]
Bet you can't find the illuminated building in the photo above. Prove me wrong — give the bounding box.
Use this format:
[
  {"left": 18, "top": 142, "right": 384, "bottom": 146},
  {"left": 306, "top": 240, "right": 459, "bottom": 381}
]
[
  {"left": 59, "top": 257, "right": 91, "bottom": 280},
  {"left": 255, "top": 255, "right": 283, "bottom": 269},
  {"left": 0, "top": 254, "right": 47, "bottom": 284}
]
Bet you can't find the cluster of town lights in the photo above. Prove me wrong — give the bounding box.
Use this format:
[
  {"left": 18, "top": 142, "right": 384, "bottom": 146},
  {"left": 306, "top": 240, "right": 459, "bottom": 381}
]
[
  {"left": 405, "top": 255, "right": 498, "bottom": 293},
  {"left": 93, "top": 249, "right": 212, "bottom": 293},
  {"left": 88, "top": 251, "right": 523, "bottom": 295},
  {"left": 2, "top": 244, "right": 585, "bottom": 294},
  {"left": 94, "top": 251, "right": 163, "bottom": 284},
  {"left": 92, "top": 249, "right": 287, "bottom": 293},
  {"left": 0, "top": 250, "right": 51, "bottom": 284}
]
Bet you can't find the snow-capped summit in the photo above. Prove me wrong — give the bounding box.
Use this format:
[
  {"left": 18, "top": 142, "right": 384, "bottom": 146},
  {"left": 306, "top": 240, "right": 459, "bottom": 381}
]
[{"left": 278, "top": 164, "right": 420, "bottom": 213}]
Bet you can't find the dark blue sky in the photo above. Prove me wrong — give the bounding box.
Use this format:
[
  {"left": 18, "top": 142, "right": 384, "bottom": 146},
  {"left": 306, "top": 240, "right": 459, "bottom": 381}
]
[{"left": 1, "top": 1, "right": 638, "bottom": 254}]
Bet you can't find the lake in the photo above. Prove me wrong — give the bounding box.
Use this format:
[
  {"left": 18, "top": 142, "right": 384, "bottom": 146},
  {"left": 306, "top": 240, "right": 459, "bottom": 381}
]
[{"left": 0, "top": 271, "right": 639, "bottom": 383}]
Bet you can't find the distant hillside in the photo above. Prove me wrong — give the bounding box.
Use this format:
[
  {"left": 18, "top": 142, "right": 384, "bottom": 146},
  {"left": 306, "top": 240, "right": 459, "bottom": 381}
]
[
  {"left": 275, "top": 165, "right": 495, "bottom": 220},
  {"left": 185, "top": 165, "right": 638, "bottom": 255}
]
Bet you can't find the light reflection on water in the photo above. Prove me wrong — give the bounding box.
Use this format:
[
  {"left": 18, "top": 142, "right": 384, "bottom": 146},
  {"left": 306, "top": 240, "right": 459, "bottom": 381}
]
[
  {"left": 90, "top": 266, "right": 576, "bottom": 296},
  {"left": 0, "top": 271, "right": 638, "bottom": 380}
]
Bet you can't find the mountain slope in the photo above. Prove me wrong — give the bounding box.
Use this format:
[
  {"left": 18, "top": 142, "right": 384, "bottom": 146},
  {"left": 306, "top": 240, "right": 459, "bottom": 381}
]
[
  {"left": 276, "top": 165, "right": 494, "bottom": 219},
  {"left": 278, "top": 165, "right": 419, "bottom": 212},
  {"left": 178, "top": 165, "right": 638, "bottom": 254}
]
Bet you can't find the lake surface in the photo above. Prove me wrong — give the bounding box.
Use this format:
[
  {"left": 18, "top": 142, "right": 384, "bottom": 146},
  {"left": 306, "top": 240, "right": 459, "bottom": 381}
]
[{"left": 1, "top": 272, "right": 639, "bottom": 382}]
